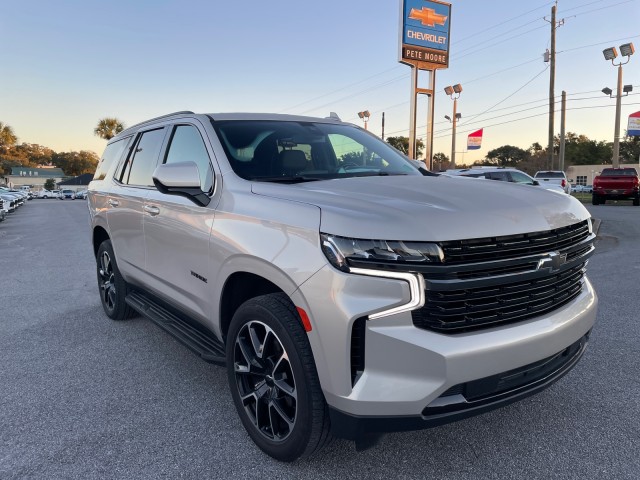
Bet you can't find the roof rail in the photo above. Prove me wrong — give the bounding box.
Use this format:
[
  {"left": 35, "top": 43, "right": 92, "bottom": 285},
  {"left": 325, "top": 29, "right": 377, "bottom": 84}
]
[{"left": 121, "top": 111, "right": 195, "bottom": 134}]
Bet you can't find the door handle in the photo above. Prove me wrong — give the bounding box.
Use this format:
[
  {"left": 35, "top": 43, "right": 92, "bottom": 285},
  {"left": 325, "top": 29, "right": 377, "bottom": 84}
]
[
  {"left": 144, "top": 205, "right": 160, "bottom": 216},
  {"left": 108, "top": 199, "right": 119, "bottom": 207}
]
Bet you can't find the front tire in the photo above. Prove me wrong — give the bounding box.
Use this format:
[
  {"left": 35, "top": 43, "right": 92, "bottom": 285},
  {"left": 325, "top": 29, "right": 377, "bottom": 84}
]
[
  {"left": 96, "top": 240, "right": 136, "bottom": 320},
  {"left": 226, "top": 293, "right": 331, "bottom": 462}
]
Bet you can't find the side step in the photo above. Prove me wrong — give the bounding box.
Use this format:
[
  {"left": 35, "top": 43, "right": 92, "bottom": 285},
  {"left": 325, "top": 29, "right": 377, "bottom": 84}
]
[{"left": 125, "top": 291, "right": 226, "bottom": 365}]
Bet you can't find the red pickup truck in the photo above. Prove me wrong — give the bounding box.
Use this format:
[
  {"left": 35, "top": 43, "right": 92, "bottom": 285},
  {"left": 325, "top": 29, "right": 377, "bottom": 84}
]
[{"left": 592, "top": 167, "right": 639, "bottom": 205}]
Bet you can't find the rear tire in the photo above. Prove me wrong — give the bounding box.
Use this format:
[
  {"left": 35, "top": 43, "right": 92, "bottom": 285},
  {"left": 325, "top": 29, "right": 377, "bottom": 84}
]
[
  {"left": 592, "top": 195, "right": 599, "bottom": 205},
  {"left": 96, "top": 240, "right": 136, "bottom": 320},
  {"left": 634, "top": 197, "right": 639, "bottom": 206},
  {"left": 226, "top": 293, "right": 332, "bottom": 462}
]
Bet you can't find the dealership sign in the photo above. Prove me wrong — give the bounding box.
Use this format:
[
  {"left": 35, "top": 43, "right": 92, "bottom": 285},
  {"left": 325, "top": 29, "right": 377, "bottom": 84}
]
[
  {"left": 628, "top": 111, "right": 640, "bottom": 137},
  {"left": 399, "top": 0, "right": 451, "bottom": 69}
]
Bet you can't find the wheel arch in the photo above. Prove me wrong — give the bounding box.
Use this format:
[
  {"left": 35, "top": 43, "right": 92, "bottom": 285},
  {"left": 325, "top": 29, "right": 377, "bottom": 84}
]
[
  {"left": 93, "top": 225, "right": 110, "bottom": 258},
  {"left": 219, "top": 271, "right": 284, "bottom": 343}
]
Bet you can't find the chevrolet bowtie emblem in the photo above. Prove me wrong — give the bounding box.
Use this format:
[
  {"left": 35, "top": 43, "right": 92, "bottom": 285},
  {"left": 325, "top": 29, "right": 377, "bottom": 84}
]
[
  {"left": 409, "top": 7, "right": 448, "bottom": 27},
  {"left": 537, "top": 252, "right": 568, "bottom": 272}
]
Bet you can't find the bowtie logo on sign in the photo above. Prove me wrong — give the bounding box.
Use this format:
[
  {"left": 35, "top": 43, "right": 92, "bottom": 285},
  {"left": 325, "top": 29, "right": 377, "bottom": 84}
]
[{"left": 409, "top": 7, "right": 448, "bottom": 27}]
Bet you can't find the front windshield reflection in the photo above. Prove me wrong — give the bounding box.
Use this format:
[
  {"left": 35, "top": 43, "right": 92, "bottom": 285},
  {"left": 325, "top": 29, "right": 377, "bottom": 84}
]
[{"left": 212, "top": 120, "right": 422, "bottom": 182}]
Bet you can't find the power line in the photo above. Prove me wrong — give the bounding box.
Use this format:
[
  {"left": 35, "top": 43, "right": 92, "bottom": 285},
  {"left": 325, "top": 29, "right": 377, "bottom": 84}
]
[
  {"left": 384, "top": 85, "right": 640, "bottom": 138},
  {"left": 452, "top": 25, "right": 548, "bottom": 61},
  {"left": 453, "top": 1, "right": 554, "bottom": 45},
  {"left": 280, "top": 66, "right": 404, "bottom": 113},
  {"left": 458, "top": 67, "right": 549, "bottom": 127},
  {"left": 557, "top": 33, "right": 640, "bottom": 54},
  {"left": 297, "top": 73, "right": 409, "bottom": 116},
  {"left": 430, "top": 101, "right": 640, "bottom": 140},
  {"left": 565, "top": 0, "right": 636, "bottom": 18},
  {"left": 453, "top": 19, "right": 542, "bottom": 57},
  {"left": 433, "top": 91, "right": 640, "bottom": 136}
]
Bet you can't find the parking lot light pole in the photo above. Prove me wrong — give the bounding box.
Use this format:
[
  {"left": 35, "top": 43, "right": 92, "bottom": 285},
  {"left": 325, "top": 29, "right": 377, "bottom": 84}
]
[
  {"left": 602, "top": 43, "right": 635, "bottom": 168},
  {"left": 444, "top": 84, "right": 462, "bottom": 169},
  {"left": 357, "top": 110, "right": 371, "bottom": 130}
]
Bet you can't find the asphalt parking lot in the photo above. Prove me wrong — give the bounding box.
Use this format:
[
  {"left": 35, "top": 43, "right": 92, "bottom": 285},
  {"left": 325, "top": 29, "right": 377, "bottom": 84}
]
[{"left": 1, "top": 200, "right": 639, "bottom": 479}]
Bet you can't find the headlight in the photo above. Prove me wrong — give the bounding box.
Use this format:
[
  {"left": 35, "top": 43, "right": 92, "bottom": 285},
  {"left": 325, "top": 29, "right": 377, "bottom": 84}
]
[{"left": 321, "top": 233, "right": 444, "bottom": 272}]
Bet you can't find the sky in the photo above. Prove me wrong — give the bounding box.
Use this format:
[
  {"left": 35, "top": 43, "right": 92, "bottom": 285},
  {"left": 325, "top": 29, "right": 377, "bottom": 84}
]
[{"left": 1, "top": 0, "right": 639, "bottom": 165}]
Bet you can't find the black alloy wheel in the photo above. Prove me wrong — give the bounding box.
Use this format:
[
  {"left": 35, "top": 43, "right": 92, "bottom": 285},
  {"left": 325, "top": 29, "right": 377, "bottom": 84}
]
[
  {"left": 233, "top": 320, "right": 298, "bottom": 442},
  {"left": 96, "top": 240, "right": 136, "bottom": 320},
  {"left": 226, "top": 293, "right": 331, "bottom": 461}
]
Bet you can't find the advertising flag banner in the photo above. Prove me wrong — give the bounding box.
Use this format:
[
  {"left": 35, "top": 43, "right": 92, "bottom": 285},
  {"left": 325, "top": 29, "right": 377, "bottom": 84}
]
[
  {"left": 628, "top": 111, "right": 640, "bottom": 137},
  {"left": 467, "top": 129, "right": 483, "bottom": 150}
]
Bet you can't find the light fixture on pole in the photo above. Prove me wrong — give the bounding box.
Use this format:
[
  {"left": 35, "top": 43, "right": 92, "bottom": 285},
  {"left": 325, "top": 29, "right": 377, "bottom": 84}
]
[
  {"left": 357, "top": 110, "right": 371, "bottom": 130},
  {"left": 602, "top": 42, "right": 634, "bottom": 167},
  {"left": 444, "top": 84, "right": 462, "bottom": 169}
]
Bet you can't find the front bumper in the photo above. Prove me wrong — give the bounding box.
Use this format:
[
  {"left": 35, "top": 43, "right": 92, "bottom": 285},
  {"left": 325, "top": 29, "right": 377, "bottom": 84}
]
[
  {"left": 329, "top": 331, "right": 589, "bottom": 440},
  {"left": 297, "top": 266, "right": 598, "bottom": 420}
]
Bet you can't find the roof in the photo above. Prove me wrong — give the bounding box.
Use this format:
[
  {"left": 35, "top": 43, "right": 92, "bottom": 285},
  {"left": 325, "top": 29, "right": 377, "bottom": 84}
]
[
  {"left": 58, "top": 173, "right": 94, "bottom": 185},
  {"left": 9, "top": 167, "right": 65, "bottom": 177},
  {"left": 115, "top": 111, "right": 344, "bottom": 140}
]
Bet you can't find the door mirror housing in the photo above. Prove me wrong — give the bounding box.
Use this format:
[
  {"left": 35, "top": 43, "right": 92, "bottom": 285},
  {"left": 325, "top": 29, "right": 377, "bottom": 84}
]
[
  {"left": 533, "top": 180, "right": 540, "bottom": 186},
  {"left": 152, "top": 161, "right": 210, "bottom": 206}
]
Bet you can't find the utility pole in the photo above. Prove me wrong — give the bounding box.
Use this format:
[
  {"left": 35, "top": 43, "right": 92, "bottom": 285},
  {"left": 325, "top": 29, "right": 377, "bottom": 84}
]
[
  {"left": 544, "top": 4, "right": 564, "bottom": 170},
  {"left": 613, "top": 63, "right": 623, "bottom": 168},
  {"left": 559, "top": 90, "right": 566, "bottom": 171},
  {"left": 381, "top": 112, "right": 385, "bottom": 140}
]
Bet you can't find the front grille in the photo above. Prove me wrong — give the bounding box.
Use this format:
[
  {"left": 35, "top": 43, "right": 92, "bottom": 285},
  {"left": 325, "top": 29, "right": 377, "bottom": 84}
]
[
  {"left": 411, "top": 220, "right": 594, "bottom": 333},
  {"left": 412, "top": 263, "right": 586, "bottom": 332},
  {"left": 439, "top": 220, "right": 590, "bottom": 264}
]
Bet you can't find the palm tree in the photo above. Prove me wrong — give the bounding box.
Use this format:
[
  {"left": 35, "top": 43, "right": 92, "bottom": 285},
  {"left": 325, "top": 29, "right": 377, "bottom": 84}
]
[
  {"left": 0, "top": 121, "right": 18, "bottom": 147},
  {"left": 94, "top": 117, "right": 125, "bottom": 140}
]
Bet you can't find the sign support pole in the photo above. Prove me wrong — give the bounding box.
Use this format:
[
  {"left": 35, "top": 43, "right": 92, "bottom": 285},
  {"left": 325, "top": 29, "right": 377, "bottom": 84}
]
[
  {"left": 426, "top": 69, "right": 436, "bottom": 169},
  {"left": 409, "top": 66, "right": 419, "bottom": 160}
]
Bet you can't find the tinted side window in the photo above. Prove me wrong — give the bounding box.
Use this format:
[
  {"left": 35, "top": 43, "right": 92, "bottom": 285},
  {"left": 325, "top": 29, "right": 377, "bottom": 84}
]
[
  {"left": 487, "top": 172, "right": 510, "bottom": 181},
  {"left": 509, "top": 171, "right": 534, "bottom": 184},
  {"left": 126, "top": 129, "right": 166, "bottom": 186},
  {"left": 164, "top": 125, "right": 213, "bottom": 193},
  {"left": 95, "top": 136, "right": 131, "bottom": 181}
]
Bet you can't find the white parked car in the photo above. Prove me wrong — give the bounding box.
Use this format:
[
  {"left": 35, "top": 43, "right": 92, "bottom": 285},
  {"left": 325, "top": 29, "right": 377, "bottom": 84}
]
[
  {"left": 534, "top": 170, "right": 571, "bottom": 194},
  {"left": 446, "top": 167, "right": 566, "bottom": 194},
  {"left": 38, "top": 189, "right": 60, "bottom": 199}
]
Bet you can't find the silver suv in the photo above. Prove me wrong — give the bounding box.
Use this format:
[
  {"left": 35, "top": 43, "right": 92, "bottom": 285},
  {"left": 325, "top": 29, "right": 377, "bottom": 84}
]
[{"left": 88, "top": 111, "right": 598, "bottom": 461}]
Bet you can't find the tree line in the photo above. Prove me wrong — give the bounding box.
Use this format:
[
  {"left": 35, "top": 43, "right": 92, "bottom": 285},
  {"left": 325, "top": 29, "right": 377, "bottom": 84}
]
[{"left": 0, "top": 118, "right": 126, "bottom": 178}]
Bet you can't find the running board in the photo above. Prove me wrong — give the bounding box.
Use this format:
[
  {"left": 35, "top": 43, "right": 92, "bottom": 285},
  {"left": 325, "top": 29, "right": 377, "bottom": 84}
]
[{"left": 125, "top": 291, "right": 226, "bottom": 365}]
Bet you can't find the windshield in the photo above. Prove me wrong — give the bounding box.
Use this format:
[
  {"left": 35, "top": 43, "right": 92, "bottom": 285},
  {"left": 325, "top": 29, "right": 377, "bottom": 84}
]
[
  {"left": 534, "top": 171, "right": 565, "bottom": 178},
  {"left": 600, "top": 168, "right": 638, "bottom": 176},
  {"left": 211, "top": 120, "right": 421, "bottom": 182}
]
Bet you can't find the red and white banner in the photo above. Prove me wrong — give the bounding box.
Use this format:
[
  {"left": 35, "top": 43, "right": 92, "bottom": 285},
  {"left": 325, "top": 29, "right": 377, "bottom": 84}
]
[{"left": 467, "top": 128, "right": 483, "bottom": 150}]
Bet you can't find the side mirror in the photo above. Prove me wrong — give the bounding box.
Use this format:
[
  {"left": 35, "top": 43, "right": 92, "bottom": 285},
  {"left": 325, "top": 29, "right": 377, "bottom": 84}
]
[
  {"left": 152, "top": 161, "right": 210, "bottom": 206},
  {"left": 533, "top": 180, "right": 540, "bottom": 186}
]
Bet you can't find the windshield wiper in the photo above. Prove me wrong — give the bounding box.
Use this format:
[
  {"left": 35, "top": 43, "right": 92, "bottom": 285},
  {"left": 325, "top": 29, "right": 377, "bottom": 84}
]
[
  {"left": 251, "top": 175, "right": 323, "bottom": 184},
  {"left": 348, "top": 171, "right": 409, "bottom": 177}
]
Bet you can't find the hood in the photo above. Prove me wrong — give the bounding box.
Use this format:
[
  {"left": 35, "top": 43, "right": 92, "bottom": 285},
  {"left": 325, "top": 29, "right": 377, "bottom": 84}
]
[{"left": 251, "top": 175, "right": 590, "bottom": 241}]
